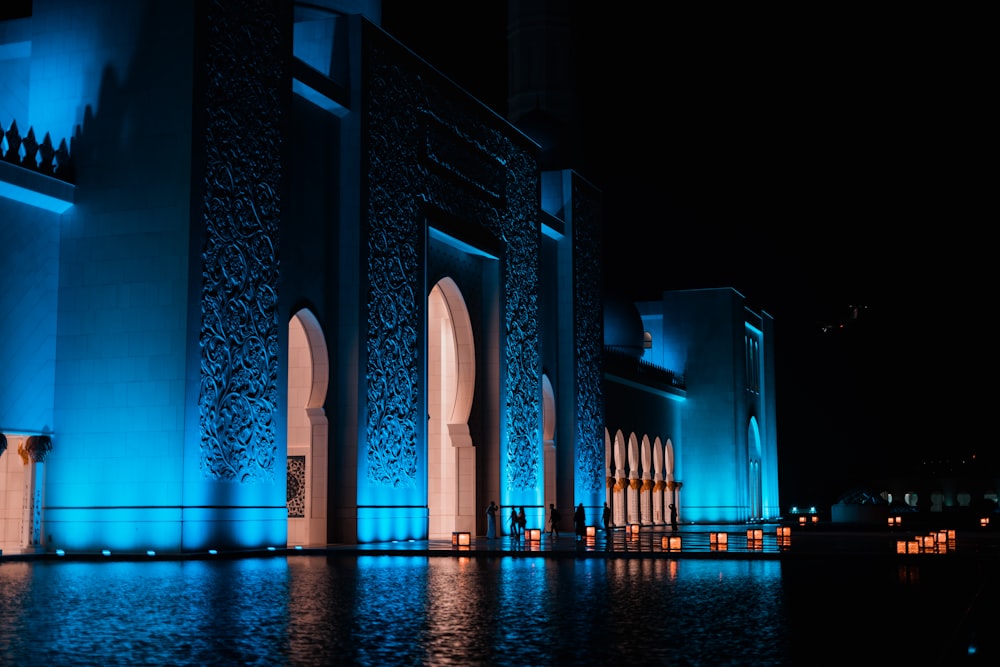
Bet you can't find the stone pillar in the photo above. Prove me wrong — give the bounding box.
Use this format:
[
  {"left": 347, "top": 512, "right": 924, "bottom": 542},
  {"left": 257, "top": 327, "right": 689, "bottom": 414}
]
[
  {"left": 653, "top": 479, "right": 665, "bottom": 525},
  {"left": 18, "top": 435, "right": 52, "bottom": 550},
  {"left": 626, "top": 478, "right": 639, "bottom": 525},
  {"left": 640, "top": 478, "right": 654, "bottom": 525}
]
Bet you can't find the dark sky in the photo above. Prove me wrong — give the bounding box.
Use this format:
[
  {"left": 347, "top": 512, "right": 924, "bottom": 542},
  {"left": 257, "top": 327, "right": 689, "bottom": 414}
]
[{"left": 380, "top": 3, "right": 993, "bottom": 507}]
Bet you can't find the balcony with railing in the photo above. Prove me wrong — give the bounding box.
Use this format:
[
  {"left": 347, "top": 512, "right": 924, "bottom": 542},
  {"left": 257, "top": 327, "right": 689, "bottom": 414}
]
[{"left": 603, "top": 345, "right": 685, "bottom": 391}]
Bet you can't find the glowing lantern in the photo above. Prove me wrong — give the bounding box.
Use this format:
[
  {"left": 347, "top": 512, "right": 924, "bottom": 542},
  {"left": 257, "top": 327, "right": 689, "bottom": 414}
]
[
  {"left": 661, "top": 535, "right": 682, "bottom": 550},
  {"left": 451, "top": 532, "right": 471, "bottom": 547},
  {"left": 709, "top": 532, "right": 728, "bottom": 545},
  {"left": 747, "top": 528, "right": 763, "bottom": 541},
  {"left": 777, "top": 526, "right": 791, "bottom": 537},
  {"left": 980, "top": 517, "right": 990, "bottom": 527},
  {"left": 526, "top": 528, "right": 541, "bottom": 542},
  {"left": 798, "top": 516, "right": 807, "bottom": 526},
  {"left": 586, "top": 525, "right": 596, "bottom": 538}
]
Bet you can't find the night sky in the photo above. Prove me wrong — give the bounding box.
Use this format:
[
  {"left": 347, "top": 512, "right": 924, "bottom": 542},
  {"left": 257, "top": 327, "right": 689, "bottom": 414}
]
[{"left": 382, "top": 3, "right": 992, "bottom": 509}]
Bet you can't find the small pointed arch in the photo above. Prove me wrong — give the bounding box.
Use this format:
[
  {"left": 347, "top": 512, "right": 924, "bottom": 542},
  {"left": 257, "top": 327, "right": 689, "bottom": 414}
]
[
  {"left": 612, "top": 429, "right": 626, "bottom": 475},
  {"left": 664, "top": 438, "right": 676, "bottom": 481},
  {"left": 430, "top": 277, "right": 475, "bottom": 424},
  {"left": 640, "top": 434, "right": 652, "bottom": 478},
  {"left": 291, "top": 308, "right": 329, "bottom": 409},
  {"left": 652, "top": 437, "right": 664, "bottom": 478},
  {"left": 541, "top": 374, "right": 556, "bottom": 441},
  {"left": 627, "top": 432, "right": 640, "bottom": 477}
]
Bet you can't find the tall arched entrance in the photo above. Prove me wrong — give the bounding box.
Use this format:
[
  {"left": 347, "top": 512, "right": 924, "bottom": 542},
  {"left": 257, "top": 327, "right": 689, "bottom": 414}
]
[
  {"left": 748, "top": 417, "right": 762, "bottom": 521},
  {"left": 542, "top": 374, "right": 556, "bottom": 515},
  {"left": 427, "top": 278, "right": 477, "bottom": 538},
  {"left": 286, "top": 309, "right": 329, "bottom": 546}
]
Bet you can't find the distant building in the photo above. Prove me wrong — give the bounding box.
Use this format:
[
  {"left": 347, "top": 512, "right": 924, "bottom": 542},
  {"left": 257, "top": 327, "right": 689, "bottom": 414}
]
[{"left": 1, "top": 0, "right": 780, "bottom": 555}]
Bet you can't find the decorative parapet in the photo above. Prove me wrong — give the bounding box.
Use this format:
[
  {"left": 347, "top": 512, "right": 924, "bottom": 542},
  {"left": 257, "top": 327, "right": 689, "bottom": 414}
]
[
  {"left": 17, "top": 435, "right": 52, "bottom": 464},
  {"left": 1, "top": 120, "right": 74, "bottom": 182}
]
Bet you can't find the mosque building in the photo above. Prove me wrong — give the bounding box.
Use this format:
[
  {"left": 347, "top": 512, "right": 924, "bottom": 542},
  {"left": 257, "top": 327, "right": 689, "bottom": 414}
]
[{"left": 0, "top": 0, "right": 780, "bottom": 555}]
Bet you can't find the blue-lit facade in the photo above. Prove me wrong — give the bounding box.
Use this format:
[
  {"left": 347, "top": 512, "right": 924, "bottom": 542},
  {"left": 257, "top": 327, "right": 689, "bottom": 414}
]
[{"left": 0, "top": 0, "right": 780, "bottom": 555}]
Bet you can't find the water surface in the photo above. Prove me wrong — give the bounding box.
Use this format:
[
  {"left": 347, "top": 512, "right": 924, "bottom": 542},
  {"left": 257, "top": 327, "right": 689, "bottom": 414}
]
[{"left": 1, "top": 554, "right": 995, "bottom": 665}]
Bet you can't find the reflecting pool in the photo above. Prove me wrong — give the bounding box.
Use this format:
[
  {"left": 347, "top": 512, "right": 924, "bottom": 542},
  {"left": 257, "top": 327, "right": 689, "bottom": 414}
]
[{"left": 1, "top": 555, "right": 996, "bottom": 665}]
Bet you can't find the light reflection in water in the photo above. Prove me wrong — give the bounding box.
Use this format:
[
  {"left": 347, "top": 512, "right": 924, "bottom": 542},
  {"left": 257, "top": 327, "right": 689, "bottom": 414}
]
[{"left": 1, "top": 554, "right": 995, "bottom": 665}]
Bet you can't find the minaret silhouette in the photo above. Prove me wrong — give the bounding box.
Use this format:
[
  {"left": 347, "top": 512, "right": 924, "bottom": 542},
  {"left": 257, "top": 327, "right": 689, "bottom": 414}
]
[{"left": 506, "top": 1, "right": 583, "bottom": 173}]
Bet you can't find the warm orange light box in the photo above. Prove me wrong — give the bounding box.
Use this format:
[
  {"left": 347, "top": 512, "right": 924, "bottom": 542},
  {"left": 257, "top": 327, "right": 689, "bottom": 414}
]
[
  {"left": 661, "top": 535, "right": 682, "bottom": 550},
  {"left": 451, "top": 531, "right": 471, "bottom": 547}
]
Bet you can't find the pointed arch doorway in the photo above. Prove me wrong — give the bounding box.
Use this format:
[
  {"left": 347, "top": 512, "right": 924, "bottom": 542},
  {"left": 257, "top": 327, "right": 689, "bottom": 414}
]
[
  {"left": 286, "top": 309, "right": 329, "bottom": 547},
  {"left": 427, "top": 278, "right": 477, "bottom": 539}
]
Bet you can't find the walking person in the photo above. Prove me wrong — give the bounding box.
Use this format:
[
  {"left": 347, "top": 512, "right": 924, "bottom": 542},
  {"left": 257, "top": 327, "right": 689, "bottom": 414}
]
[
  {"left": 517, "top": 507, "right": 527, "bottom": 536},
  {"left": 548, "top": 503, "right": 561, "bottom": 538},
  {"left": 509, "top": 505, "right": 520, "bottom": 541},
  {"left": 486, "top": 500, "right": 498, "bottom": 539},
  {"left": 669, "top": 502, "right": 678, "bottom": 531},
  {"left": 602, "top": 501, "right": 612, "bottom": 534},
  {"left": 574, "top": 502, "right": 586, "bottom": 541}
]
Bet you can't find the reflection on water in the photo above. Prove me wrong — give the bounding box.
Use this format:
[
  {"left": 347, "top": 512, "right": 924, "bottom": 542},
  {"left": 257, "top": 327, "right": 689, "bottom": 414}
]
[{"left": 0, "top": 555, "right": 995, "bottom": 665}]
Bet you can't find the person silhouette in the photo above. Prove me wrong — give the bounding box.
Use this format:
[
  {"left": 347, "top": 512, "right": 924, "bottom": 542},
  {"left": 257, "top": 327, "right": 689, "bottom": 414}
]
[
  {"left": 509, "top": 506, "right": 520, "bottom": 541},
  {"left": 602, "top": 501, "right": 612, "bottom": 534},
  {"left": 574, "top": 503, "right": 586, "bottom": 541},
  {"left": 486, "top": 501, "right": 498, "bottom": 539},
  {"left": 548, "top": 503, "right": 561, "bottom": 538}
]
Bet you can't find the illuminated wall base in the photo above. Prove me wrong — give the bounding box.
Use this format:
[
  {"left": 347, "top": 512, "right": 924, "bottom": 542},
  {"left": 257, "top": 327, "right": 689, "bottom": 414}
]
[
  {"left": 357, "top": 506, "right": 428, "bottom": 543},
  {"left": 181, "top": 507, "right": 288, "bottom": 552},
  {"left": 44, "top": 507, "right": 184, "bottom": 553},
  {"left": 42, "top": 506, "right": 287, "bottom": 553}
]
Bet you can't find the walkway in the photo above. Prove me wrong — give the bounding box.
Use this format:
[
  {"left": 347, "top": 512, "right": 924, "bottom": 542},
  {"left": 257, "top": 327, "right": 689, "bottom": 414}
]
[{"left": 4, "top": 523, "right": 1000, "bottom": 562}]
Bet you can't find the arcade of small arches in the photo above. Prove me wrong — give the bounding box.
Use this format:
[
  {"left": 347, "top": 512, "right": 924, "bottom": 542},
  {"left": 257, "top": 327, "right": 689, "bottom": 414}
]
[{"left": 604, "top": 430, "right": 680, "bottom": 530}]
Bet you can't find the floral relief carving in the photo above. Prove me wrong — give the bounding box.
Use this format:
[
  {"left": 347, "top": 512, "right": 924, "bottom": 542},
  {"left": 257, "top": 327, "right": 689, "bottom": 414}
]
[
  {"left": 572, "top": 179, "right": 605, "bottom": 492},
  {"left": 198, "top": 0, "right": 284, "bottom": 483}
]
